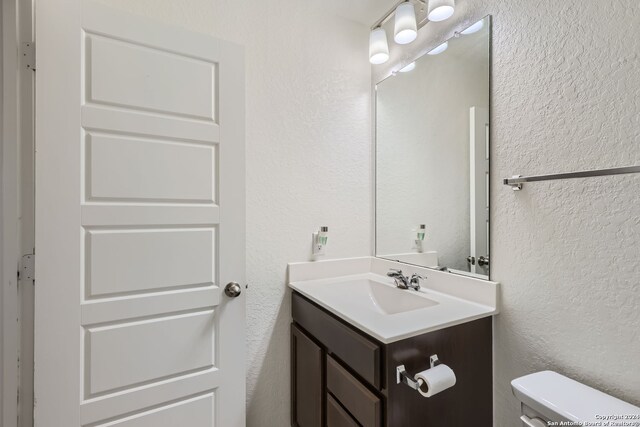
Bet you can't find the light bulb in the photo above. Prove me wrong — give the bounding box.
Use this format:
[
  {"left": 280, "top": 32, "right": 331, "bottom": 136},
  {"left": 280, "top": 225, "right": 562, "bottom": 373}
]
[
  {"left": 394, "top": 2, "right": 418, "bottom": 45},
  {"left": 427, "top": 41, "right": 448, "bottom": 55},
  {"left": 461, "top": 19, "right": 484, "bottom": 35},
  {"left": 369, "top": 27, "right": 389, "bottom": 65},
  {"left": 428, "top": 0, "right": 455, "bottom": 22},
  {"left": 399, "top": 62, "right": 416, "bottom": 72}
]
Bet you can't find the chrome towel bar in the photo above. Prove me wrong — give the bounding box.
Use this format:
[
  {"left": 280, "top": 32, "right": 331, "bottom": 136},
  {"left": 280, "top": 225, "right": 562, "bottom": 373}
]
[{"left": 504, "top": 165, "right": 640, "bottom": 190}]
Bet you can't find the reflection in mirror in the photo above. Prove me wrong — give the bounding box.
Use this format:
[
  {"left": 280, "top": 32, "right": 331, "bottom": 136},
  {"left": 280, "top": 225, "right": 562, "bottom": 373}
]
[{"left": 376, "top": 16, "right": 491, "bottom": 279}]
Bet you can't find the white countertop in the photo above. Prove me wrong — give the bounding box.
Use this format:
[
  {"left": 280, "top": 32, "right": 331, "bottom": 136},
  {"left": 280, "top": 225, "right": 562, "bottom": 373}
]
[{"left": 288, "top": 257, "right": 499, "bottom": 344}]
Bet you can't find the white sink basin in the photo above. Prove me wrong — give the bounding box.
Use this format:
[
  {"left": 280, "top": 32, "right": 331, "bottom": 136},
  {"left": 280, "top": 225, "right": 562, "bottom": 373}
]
[
  {"left": 346, "top": 279, "right": 438, "bottom": 315},
  {"left": 289, "top": 269, "right": 498, "bottom": 343}
]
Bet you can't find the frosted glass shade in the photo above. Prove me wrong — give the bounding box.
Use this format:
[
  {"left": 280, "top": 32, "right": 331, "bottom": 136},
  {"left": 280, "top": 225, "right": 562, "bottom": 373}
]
[
  {"left": 461, "top": 19, "right": 484, "bottom": 35},
  {"left": 369, "top": 28, "right": 390, "bottom": 64},
  {"left": 427, "top": 41, "right": 448, "bottom": 55},
  {"left": 399, "top": 62, "right": 416, "bottom": 73},
  {"left": 428, "top": 0, "right": 455, "bottom": 22},
  {"left": 394, "top": 2, "right": 418, "bottom": 45}
]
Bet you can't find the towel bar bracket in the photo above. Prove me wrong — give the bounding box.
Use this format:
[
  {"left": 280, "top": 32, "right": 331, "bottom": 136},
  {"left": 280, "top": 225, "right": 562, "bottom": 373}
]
[{"left": 508, "top": 175, "right": 523, "bottom": 191}]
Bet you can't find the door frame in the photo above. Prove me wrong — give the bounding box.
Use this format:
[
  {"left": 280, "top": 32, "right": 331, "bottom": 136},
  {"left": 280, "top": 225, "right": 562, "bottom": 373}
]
[
  {"left": 2, "top": 0, "right": 36, "bottom": 425},
  {"left": 2, "top": 0, "right": 20, "bottom": 425}
]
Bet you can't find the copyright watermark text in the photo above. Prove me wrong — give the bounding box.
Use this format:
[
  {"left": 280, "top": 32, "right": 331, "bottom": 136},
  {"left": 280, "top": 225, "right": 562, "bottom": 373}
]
[{"left": 545, "top": 414, "right": 640, "bottom": 426}]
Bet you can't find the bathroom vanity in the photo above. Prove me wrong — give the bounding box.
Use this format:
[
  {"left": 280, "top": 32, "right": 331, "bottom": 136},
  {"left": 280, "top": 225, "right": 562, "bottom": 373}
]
[{"left": 289, "top": 257, "right": 498, "bottom": 427}]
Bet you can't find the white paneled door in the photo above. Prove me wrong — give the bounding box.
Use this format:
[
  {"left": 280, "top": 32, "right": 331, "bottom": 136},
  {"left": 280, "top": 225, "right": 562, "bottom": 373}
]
[{"left": 34, "top": 1, "right": 245, "bottom": 426}]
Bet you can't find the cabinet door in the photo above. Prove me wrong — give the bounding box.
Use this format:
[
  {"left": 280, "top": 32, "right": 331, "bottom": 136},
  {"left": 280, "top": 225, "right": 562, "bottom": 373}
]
[{"left": 291, "top": 324, "right": 323, "bottom": 427}]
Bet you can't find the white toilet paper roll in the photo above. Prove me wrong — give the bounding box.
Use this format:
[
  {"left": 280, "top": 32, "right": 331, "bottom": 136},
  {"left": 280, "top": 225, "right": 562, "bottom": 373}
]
[{"left": 415, "top": 364, "right": 456, "bottom": 397}]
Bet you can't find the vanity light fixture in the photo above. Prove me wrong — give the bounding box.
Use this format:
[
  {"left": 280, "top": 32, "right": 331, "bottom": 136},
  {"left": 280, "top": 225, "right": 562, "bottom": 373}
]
[
  {"left": 369, "top": 27, "right": 390, "bottom": 64},
  {"left": 394, "top": 2, "right": 418, "bottom": 45},
  {"left": 461, "top": 19, "right": 484, "bottom": 35},
  {"left": 399, "top": 62, "right": 416, "bottom": 72},
  {"left": 369, "top": 0, "right": 456, "bottom": 65},
  {"left": 427, "top": 0, "right": 455, "bottom": 22},
  {"left": 427, "top": 41, "right": 448, "bottom": 55}
]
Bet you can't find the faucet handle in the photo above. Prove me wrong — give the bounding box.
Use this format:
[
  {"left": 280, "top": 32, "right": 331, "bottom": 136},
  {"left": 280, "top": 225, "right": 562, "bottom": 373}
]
[
  {"left": 387, "top": 269, "right": 403, "bottom": 277},
  {"left": 410, "top": 273, "right": 425, "bottom": 282}
]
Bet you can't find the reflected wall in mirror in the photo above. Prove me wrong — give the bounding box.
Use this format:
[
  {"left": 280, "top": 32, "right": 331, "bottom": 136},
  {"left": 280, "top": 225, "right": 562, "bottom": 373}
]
[{"left": 376, "top": 16, "right": 491, "bottom": 279}]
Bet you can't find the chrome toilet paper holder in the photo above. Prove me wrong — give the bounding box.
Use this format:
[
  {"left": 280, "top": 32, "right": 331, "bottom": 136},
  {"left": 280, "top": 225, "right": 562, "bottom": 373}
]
[{"left": 396, "top": 354, "right": 441, "bottom": 391}]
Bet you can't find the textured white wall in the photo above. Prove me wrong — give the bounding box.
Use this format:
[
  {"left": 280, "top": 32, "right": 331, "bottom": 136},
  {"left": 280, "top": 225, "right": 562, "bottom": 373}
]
[
  {"left": 93, "top": 1, "right": 371, "bottom": 426},
  {"left": 374, "top": 1, "right": 640, "bottom": 425},
  {"left": 376, "top": 30, "right": 489, "bottom": 271},
  {"left": 69, "top": 2, "right": 640, "bottom": 426}
]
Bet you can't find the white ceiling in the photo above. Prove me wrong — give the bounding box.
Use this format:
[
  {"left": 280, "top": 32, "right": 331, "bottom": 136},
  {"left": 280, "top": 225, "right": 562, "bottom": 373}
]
[{"left": 316, "top": 0, "right": 399, "bottom": 26}]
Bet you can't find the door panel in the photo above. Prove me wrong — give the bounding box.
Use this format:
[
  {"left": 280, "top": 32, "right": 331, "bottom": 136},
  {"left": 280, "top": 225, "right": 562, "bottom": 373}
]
[
  {"left": 35, "top": 1, "right": 245, "bottom": 426},
  {"left": 81, "top": 370, "right": 221, "bottom": 426},
  {"left": 86, "top": 34, "right": 216, "bottom": 120},
  {"left": 86, "top": 228, "right": 215, "bottom": 297},
  {"left": 86, "top": 310, "right": 215, "bottom": 395},
  {"left": 87, "top": 133, "right": 216, "bottom": 203},
  {"left": 93, "top": 394, "right": 215, "bottom": 427}
]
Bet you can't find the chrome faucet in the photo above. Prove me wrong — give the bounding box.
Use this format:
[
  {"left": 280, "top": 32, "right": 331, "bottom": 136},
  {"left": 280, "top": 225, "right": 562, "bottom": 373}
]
[
  {"left": 387, "top": 269, "right": 408, "bottom": 288},
  {"left": 408, "top": 273, "right": 424, "bottom": 291},
  {"left": 387, "top": 269, "right": 424, "bottom": 291}
]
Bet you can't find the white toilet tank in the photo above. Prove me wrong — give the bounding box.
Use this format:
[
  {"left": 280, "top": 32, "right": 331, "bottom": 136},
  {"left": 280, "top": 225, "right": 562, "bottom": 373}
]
[{"left": 511, "top": 371, "right": 640, "bottom": 426}]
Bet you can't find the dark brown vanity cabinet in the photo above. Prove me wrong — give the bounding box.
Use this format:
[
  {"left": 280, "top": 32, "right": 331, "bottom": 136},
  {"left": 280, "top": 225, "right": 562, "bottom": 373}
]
[{"left": 291, "top": 292, "right": 493, "bottom": 427}]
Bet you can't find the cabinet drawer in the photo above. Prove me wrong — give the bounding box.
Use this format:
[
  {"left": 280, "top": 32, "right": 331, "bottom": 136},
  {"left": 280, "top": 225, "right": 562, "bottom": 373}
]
[
  {"left": 327, "top": 356, "right": 382, "bottom": 427},
  {"left": 327, "top": 394, "right": 359, "bottom": 427},
  {"left": 292, "top": 292, "right": 381, "bottom": 388}
]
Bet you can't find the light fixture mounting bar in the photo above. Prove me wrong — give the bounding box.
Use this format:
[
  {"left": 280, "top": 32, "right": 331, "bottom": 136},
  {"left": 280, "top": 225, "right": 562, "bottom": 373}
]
[{"left": 371, "top": 0, "right": 427, "bottom": 30}]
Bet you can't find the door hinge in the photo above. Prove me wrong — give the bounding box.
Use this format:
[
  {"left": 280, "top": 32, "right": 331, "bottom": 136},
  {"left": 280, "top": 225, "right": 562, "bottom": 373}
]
[
  {"left": 20, "top": 254, "right": 35, "bottom": 281},
  {"left": 21, "top": 42, "right": 35, "bottom": 71}
]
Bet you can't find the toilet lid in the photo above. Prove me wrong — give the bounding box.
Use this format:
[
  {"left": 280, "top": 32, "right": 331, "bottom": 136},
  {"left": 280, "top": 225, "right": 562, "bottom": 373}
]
[{"left": 511, "top": 371, "right": 640, "bottom": 423}]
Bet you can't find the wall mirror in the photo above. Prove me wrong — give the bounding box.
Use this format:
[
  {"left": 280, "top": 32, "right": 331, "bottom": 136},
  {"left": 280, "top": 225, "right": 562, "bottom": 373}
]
[{"left": 375, "top": 16, "right": 491, "bottom": 279}]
